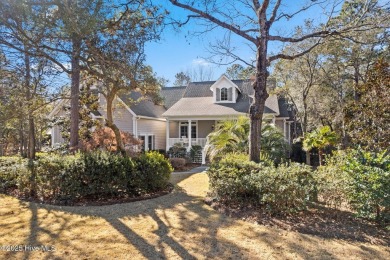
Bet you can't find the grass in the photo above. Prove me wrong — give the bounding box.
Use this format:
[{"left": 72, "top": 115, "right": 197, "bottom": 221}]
[{"left": 1, "top": 171, "right": 389, "bottom": 259}]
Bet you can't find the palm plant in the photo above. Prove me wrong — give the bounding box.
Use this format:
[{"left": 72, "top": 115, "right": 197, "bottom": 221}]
[
  {"left": 204, "top": 116, "right": 249, "bottom": 161},
  {"left": 303, "top": 126, "right": 337, "bottom": 165},
  {"left": 205, "top": 116, "right": 288, "bottom": 163}
]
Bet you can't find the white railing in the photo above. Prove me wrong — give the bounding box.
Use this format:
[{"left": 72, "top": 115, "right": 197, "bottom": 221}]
[{"left": 168, "top": 138, "right": 207, "bottom": 148}]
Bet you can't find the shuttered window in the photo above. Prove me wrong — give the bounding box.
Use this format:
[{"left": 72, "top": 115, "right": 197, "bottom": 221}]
[{"left": 221, "top": 87, "right": 228, "bottom": 101}]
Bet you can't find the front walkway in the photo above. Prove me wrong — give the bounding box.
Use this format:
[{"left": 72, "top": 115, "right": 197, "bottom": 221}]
[{"left": 0, "top": 171, "right": 389, "bottom": 259}]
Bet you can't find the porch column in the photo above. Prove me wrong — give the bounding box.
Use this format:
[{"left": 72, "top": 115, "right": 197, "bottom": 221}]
[
  {"left": 283, "top": 119, "right": 287, "bottom": 141},
  {"left": 166, "top": 119, "right": 170, "bottom": 151},
  {"left": 188, "top": 119, "right": 192, "bottom": 151},
  {"left": 51, "top": 127, "right": 55, "bottom": 147},
  {"left": 287, "top": 122, "right": 291, "bottom": 144},
  {"left": 201, "top": 149, "right": 206, "bottom": 165}
]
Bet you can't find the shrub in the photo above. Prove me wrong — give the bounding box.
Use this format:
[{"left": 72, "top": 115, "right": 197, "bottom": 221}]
[
  {"left": 315, "top": 151, "right": 350, "bottom": 209},
  {"left": 0, "top": 156, "right": 29, "bottom": 193},
  {"left": 344, "top": 149, "right": 390, "bottom": 222},
  {"left": 136, "top": 151, "right": 173, "bottom": 192},
  {"left": 315, "top": 149, "right": 389, "bottom": 223},
  {"left": 167, "top": 143, "right": 188, "bottom": 158},
  {"left": 207, "top": 154, "right": 315, "bottom": 215},
  {"left": 169, "top": 158, "right": 186, "bottom": 170},
  {"left": 0, "top": 151, "right": 173, "bottom": 203}
]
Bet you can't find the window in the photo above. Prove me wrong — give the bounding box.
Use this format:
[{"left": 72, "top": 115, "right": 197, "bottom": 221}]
[
  {"left": 139, "top": 136, "right": 145, "bottom": 151},
  {"left": 148, "top": 135, "right": 154, "bottom": 151},
  {"left": 220, "top": 87, "right": 228, "bottom": 101},
  {"left": 139, "top": 135, "right": 154, "bottom": 151},
  {"left": 180, "top": 121, "right": 197, "bottom": 139}
]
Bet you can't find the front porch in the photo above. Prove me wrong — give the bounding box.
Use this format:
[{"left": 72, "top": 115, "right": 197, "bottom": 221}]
[
  {"left": 165, "top": 119, "right": 215, "bottom": 151},
  {"left": 165, "top": 119, "right": 216, "bottom": 165}
]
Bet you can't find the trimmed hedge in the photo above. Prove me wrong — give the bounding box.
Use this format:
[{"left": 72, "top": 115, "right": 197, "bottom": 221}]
[
  {"left": 207, "top": 153, "right": 315, "bottom": 215},
  {"left": 0, "top": 151, "right": 172, "bottom": 203}
]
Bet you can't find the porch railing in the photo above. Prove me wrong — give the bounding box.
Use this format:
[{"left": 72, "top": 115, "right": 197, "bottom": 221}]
[{"left": 168, "top": 138, "right": 207, "bottom": 148}]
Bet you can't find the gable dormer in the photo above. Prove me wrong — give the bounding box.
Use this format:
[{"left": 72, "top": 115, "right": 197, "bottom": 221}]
[{"left": 210, "top": 74, "right": 241, "bottom": 103}]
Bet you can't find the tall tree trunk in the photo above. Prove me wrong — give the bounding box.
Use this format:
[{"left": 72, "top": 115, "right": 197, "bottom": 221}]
[
  {"left": 106, "top": 95, "right": 126, "bottom": 155},
  {"left": 70, "top": 35, "right": 81, "bottom": 152},
  {"left": 19, "top": 121, "right": 25, "bottom": 157},
  {"left": 353, "top": 61, "right": 360, "bottom": 101},
  {"left": 24, "top": 51, "right": 35, "bottom": 160},
  {"left": 302, "top": 98, "right": 311, "bottom": 165},
  {"left": 249, "top": 14, "right": 269, "bottom": 163},
  {"left": 318, "top": 149, "right": 323, "bottom": 166}
]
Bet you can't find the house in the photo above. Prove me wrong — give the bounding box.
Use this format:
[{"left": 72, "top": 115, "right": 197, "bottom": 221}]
[{"left": 48, "top": 75, "right": 294, "bottom": 156}]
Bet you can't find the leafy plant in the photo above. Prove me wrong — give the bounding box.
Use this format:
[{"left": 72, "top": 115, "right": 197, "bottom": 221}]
[
  {"left": 0, "top": 151, "right": 173, "bottom": 203},
  {"left": 205, "top": 117, "right": 289, "bottom": 163},
  {"left": 167, "top": 143, "right": 188, "bottom": 159},
  {"left": 303, "top": 126, "right": 337, "bottom": 165},
  {"left": 344, "top": 149, "right": 390, "bottom": 223},
  {"left": 207, "top": 154, "right": 315, "bottom": 215}
]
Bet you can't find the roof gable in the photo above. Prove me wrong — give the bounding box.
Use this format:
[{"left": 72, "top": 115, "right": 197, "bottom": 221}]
[{"left": 209, "top": 74, "right": 241, "bottom": 93}]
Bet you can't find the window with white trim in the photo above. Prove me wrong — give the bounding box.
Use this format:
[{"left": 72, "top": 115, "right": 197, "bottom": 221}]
[
  {"left": 220, "top": 87, "right": 228, "bottom": 101},
  {"left": 139, "top": 134, "right": 154, "bottom": 151},
  {"left": 180, "top": 121, "right": 197, "bottom": 139}
]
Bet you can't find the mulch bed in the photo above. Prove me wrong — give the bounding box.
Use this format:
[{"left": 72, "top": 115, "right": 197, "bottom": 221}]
[
  {"left": 205, "top": 198, "right": 390, "bottom": 246},
  {"left": 4, "top": 184, "right": 174, "bottom": 207}
]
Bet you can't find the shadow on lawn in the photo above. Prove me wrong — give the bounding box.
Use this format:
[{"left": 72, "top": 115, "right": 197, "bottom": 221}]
[
  {"left": 1, "top": 172, "right": 388, "bottom": 259},
  {"left": 212, "top": 201, "right": 390, "bottom": 247}
]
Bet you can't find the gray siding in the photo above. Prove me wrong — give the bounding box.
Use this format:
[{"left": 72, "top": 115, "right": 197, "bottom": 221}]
[
  {"left": 99, "top": 95, "right": 134, "bottom": 134},
  {"left": 52, "top": 125, "right": 65, "bottom": 146},
  {"left": 169, "top": 121, "right": 179, "bottom": 138},
  {"left": 275, "top": 119, "right": 286, "bottom": 138},
  {"left": 198, "top": 120, "right": 214, "bottom": 138},
  {"left": 137, "top": 118, "right": 166, "bottom": 150},
  {"left": 51, "top": 105, "right": 67, "bottom": 146}
]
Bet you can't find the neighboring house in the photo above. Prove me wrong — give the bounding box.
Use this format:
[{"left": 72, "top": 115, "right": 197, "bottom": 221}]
[{"left": 48, "top": 75, "right": 294, "bottom": 155}]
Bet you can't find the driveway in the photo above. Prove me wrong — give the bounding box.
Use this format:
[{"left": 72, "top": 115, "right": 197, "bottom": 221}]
[{"left": 1, "top": 170, "right": 389, "bottom": 259}]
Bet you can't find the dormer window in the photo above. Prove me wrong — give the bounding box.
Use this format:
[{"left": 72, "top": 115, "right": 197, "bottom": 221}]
[
  {"left": 220, "top": 87, "right": 228, "bottom": 101},
  {"left": 210, "top": 74, "right": 241, "bottom": 104}
]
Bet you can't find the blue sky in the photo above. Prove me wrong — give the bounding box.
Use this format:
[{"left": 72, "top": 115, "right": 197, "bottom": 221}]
[{"left": 145, "top": 0, "right": 336, "bottom": 85}]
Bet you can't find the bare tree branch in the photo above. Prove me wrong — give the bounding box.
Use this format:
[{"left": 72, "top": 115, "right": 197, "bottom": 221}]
[{"left": 170, "top": 0, "right": 257, "bottom": 44}]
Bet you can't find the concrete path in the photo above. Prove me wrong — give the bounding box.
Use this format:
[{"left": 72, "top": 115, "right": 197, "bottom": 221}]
[{"left": 172, "top": 165, "right": 208, "bottom": 174}]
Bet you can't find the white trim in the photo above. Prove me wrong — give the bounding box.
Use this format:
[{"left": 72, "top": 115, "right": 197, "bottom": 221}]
[
  {"left": 132, "top": 116, "right": 137, "bottom": 136},
  {"left": 210, "top": 74, "right": 241, "bottom": 104},
  {"left": 209, "top": 74, "right": 241, "bottom": 93},
  {"left": 165, "top": 113, "right": 278, "bottom": 121},
  {"left": 91, "top": 114, "right": 104, "bottom": 119},
  {"left": 116, "top": 96, "right": 137, "bottom": 117},
  {"left": 166, "top": 119, "right": 170, "bottom": 151},
  {"left": 137, "top": 116, "right": 166, "bottom": 121},
  {"left": 215, "top": 100, "right": 236, "bottom": 104},
  {"left": 188, "top": 119, "right": 192, "bottom": 151},
  {"left": 48, "top": 98, "right": 68, "bottom": 118},
  {"left": 138, "top": 134, "right": 155, "bottom": 151}
]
